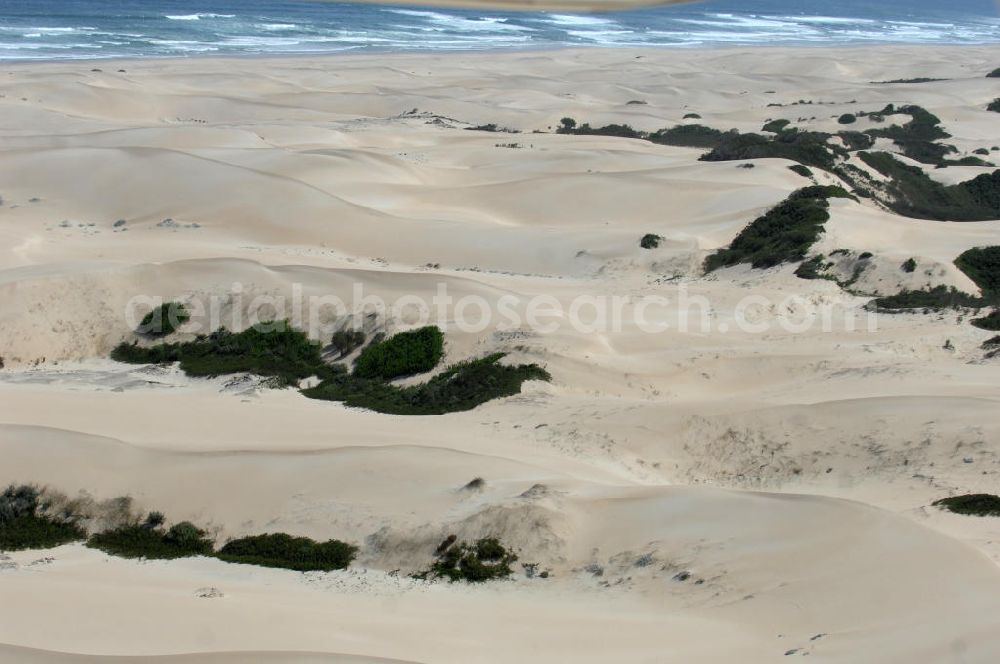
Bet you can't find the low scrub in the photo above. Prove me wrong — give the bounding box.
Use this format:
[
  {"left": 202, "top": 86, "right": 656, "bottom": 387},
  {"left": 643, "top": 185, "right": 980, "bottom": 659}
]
[
  {"left": 988, "top": 99, "right": 1000, "bottom": 113},
  {"left": 0, "top": 484, "right": 85, "bottom": 551},
  {"left": 86, "top": 519, "right": 213, "bottom": 559},
  {"left": 137, "top": 302, "right": 189, "bottom": 338},
  {"left": 856, "top": 152, "right": 1000, "bottom": 222},
  {"left": 704, "top": 186, "right": 852, "bottom": 272},
  {"left": 304, "top": 353, "right": 550, "bottom": 415},
  {"left": 216, "top": 533, "right": 357, "bottom": 571},
  {"left": 112, "top": 323, "right": 328, "bottom": 387},
  {"left": 867, "top": 285, "right": 986, "bottom": 312},
  {"left": 955, "top": 246, "right": 1000, "bottom": 295},
  {"left": 971, "top": 310, "right": 1000, "bottom": 331},
  {"left": 933, "top": 494, "right": 1000, "bottom": 517},
  {"left": 640, "top": 233, "right": 662, "bottom": 249},
  {"left": 419, "top": 536, "right": 517, "bottom": 582},
  {"left": 353, "top": 326, "right": 444, "bottom": 380}
]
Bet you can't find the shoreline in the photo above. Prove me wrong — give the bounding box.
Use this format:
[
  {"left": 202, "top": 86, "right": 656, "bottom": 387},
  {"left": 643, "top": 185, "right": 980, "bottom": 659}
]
[{"left": 3, "top": 39, "right": 999, "bottom": 68}]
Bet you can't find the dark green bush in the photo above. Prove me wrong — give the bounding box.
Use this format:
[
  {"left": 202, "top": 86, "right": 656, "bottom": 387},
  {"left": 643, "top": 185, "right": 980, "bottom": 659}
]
[
  {"left": 137, "top": 302, "right": 189, "bottom": 338},
  {"left": 837, "top": 113, "right": 857, "bottom": 125},
  {"left": 329, "top": 329, "right": 366, "bottom": 358},
  {"left": 353, "top": 326, "right": 444, "bottom": 381},
  {"left": 112, "top": 323, "right": 327, "bottom": 386},
  {"left": 873, "top": 78, "right": 947, "bottom": 84},
  {"left": 700, "top": 129, "right": 839, "bottom": 170},
  {"left": 971, "top": 310, "right": 1000, "bottom": 331},
  {"left": 867, "top": 285, "right": 986, "bottom": 312},
  {"left": 933, "top": 494, "right": 1000, "bottom": 517},
  {"left": 421, "top": 536, "right": 517, "bottom": 582},
  {"left": 86, "top": 520, "right": 214, "bottom": 559},
  {"left": 902, "top": 258, "right": 917, "bottom": 273},
  {"left": 856, "top": 152, "right": 1000, "bottom": 221},
  {"left": 988, "top": 99, "right": 1000, "bottom": 113},
  {"left": 704, "top": 186, "right": 850, "bottom": 272},
  {"left": 558, "top": 117, "right": 576, "bottom": 132},
  {"left": 640, "top": 233, "right": 662, "bottom": 249},
  {"left": 648, "top": 124, "right": 725, "bottom": 148},
  {"left": 955, "top": 246, "right": 1000, "bottom": 295},
  {"left": 682, "top": 112, "right": 701, "bottom": 119},
  {"left": 305, "top": 352, "right": 550, "bottom": 415},
  {"left": 988, "top": 68, "right": 1000, "bottom": 78},
  {"left": 788, "top": 164, "right": 813, "bottom": 178},
  {"left": 216, "top": 533, "right": 357, "bottom": 571},
  {"left": 0, "top": 485, "right": 85, "bottom": 551},
  {"left": 762, "top": 119, "right": 791, "bottom": 133}
]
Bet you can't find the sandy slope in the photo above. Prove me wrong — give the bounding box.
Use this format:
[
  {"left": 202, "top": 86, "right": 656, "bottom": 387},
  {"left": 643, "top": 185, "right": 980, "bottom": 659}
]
[{"left": 2, "top": 45, "right": 1000, "bottom": 662}]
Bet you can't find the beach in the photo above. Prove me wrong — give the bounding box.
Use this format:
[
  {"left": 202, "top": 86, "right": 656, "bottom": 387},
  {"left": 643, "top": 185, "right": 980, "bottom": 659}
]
[{"left": 2, "top": 44, "right": 1000, "bottom": 662}]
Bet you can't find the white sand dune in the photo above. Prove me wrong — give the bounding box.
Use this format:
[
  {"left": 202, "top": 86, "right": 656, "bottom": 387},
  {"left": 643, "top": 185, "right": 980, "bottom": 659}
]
[{"left": 2, "top": 45, "right": 1000, "bottom": 662}]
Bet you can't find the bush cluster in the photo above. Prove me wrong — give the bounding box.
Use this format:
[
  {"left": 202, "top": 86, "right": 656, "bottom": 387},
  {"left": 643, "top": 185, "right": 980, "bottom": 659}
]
[
  {"left": 112, "top": 324, "right": 329, "bottom": 387},
  {"left": 955, "top": 246, "right": 1000, "bottom": 295},
  {"left": 420, "top": 536, "right": 517, "bottom": 582},
  {"left": 86, "top": 520, "right": 214, "bottom": 560},
  {"left": 353, "top": 326, "right": 444, "bottom": 380},
  {"left": 704, "top": 186, "right": 853, "bottom": 272},
  {"left": 971, "top": 310, "right": 1000, "bottom": 331},
  {"left": 113, "top": 323, "right": 549, "bottom": 415},
  {"left": 640, "top": 233, "right": 662, "bottom": 250},
  {"left": 933, "top": 494, "right": 1000, "bottom": 517},
  {"left": 216, "top": 533, "right": 357, "bottom": 572},
  {"left": 901, "top": 258, "right": 917, "bottom": 273},
  {"left": 867, "top": 285, "right": 987, "bottom": 312},
  {"left": 0, "top": 485, "right": 85, "bottom": 551},
  {"left": 137, "top": 302, "right": 189, "bottom": 338},
  {"left": 856, "top": 152, "right": 1000, "bottom": 222}
]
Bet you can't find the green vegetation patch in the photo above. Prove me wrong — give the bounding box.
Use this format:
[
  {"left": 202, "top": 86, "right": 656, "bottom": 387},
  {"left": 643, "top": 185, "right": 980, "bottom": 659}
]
[
  {"left": 216, "top": 533, "right": 357, "bottom": 572},
  {"left": 872, "top": 78, "right": 948, "bottom": 84},
  {"left": 971, "top": 310, "right": 1000, "bottom": 331},
  {"left": 419, "top": 536, "right": 517, "bottom": 582},
  {"left": 863, "top": 105, "right": 955, "bottom": 165},
  {"left": 902, "top": 258, "right": 918, "bottom": 273},
  {"left": 137, "top": 301, "right": 189, "bottom": 338},
  {"left": 837, "top": 113, "right": 857, "bottom": 125},
  {"left": 988, "top": 68, "right": 1000, "bottom": 78},
  {"left": 112, "top": 324, "right": 328, "bottom": 387},
  {"left": 857, "top": 152, "right": 1000, "bottom": 221},
  {"left": 648, "top": 124, "right": 725, "bottom": 148},
  {"left": 933, "top": 494, "right": 1000, "bottom": 517},
  {"left": 0, "top": 485, "right": 85, "bottom": 551},
  {"left": 353, "top": 326, "right": 444, "bottom": 381},
  {"left": 640, "top": 233, "right": 663, "bottom": 249},
  {"left": 699, "top": 129, "right": 840, "bottom": 170},
  {"left": 955, "top": 246, "right": 1000, "bottom": 295},
  {"left": 867, "top": 285, "right": 986, "bottom": 312},
  {"left": 86, "top": 520, "right": 214, "bottom": 560},
  {"left": 304, "top": 353, "right": 550, "bottom": 416},
  {"left": 788, "top": 164, "right": 813, "bottom": 178},
  {"left": 762, "top": 119, "right": 791, "bottom": 133},
  {"left": 988, "top": 99, "right": 1000, "bottom": 113},
  {"left": 704, "top": 186, "right": 853, "bottom": 272}
]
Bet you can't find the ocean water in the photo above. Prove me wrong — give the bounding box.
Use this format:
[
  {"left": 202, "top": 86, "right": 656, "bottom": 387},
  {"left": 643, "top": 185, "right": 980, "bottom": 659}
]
[{"left": 0, "top": 0, "right": 997, "bottom": 60}]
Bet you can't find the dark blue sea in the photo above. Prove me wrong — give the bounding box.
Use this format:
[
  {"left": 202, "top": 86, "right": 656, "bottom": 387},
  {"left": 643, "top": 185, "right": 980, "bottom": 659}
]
[{"left": 0, "top": 0, "right": 997, "bottom": 60}]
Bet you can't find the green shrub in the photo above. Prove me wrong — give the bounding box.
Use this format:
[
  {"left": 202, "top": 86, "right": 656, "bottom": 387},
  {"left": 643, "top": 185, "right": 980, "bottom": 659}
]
[
  {"left": 353, "top": 326, "right": 444, "bottom": 380},
  {"left": 86, "top": 520, "right": 213, "bottom": 559},
  {"left": 112, "top": 323, "right": 327, "bottom": 387},
  {"left": 0, "top": 485, "right": 85, "bottom": 551},
  {"left": 988, "top": 68, "right": 1000, "bottom": 78},
  {"left": 863, "top": 105, "right": 955, "bottom": 165},
  {"left": 762, "top": 119, "right": 791, "bottom": 133},
  {"left": 682, "top": 112, "right": 701, "bottom": 119},
  {"left": 330, "top": 329, "right": 365, "bottom": 358},
  {"left": 788, "top": 164, "right": 813, "bottom": 178},
  {"left": 137, "top": 302, "right": 189, "bottom": 338},
  {"left": 216, "top": 533, "right": 357, "bottom": 571},
  {"left": 648, "top": 124, "right": 725, "bottom": 148},
  {"left": 867, "top": 285, "right": 985, "bottom": 312},
  {"left": 837, "top": 113, "right": 857, "bottom": 125},
  {"left": 873, "top": 78, "right": 947, "bottom": 84},
  {"left": 933, "top": 494, "right": 1000, "bottom": 517},
  {"left": 988, "top": 99, "right": 1000, "bottom": 113},
  {"left": 902, "top": 258, "right": 917, "bottom": 273},
  {"left": 640, "top": 233, "right": 662, "bottom": 249},
  {"left": 558, "top": 117, "right": 576, "bottom": 132},
  {"left": 856, "top": 152, "right": 1000, "bottom": 221},
  {"left": 305, "top": 352, "right": 550, "bottom": 415},
  {"left": 421, "top": 536, "right": 517, "bottom": 582},
  {"left": 700, "top": 129, "right": 839, "bottom": 170},
  {"left": 971, "top": 310, "right": 1000, "bottom": 331},
  {"left": 704, "top": 186, "right": 850, "bottom": 272},
  {"left": 955, "top": 246, "right": 1000, "bottom": 295}
]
